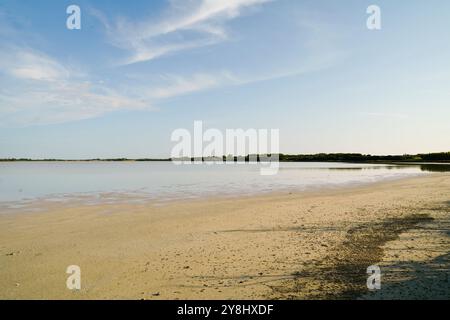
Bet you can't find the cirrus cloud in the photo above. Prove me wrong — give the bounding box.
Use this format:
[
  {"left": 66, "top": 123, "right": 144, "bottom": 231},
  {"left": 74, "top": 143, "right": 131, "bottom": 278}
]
[{"left": 91, "top": 0, "right": 273, "bottom": 65}]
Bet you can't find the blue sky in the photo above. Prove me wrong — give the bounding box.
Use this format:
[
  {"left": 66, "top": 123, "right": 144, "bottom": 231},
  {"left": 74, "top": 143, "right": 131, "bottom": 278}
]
[{"left": 0, "top": 0, "right": 449, "bottom": 158}]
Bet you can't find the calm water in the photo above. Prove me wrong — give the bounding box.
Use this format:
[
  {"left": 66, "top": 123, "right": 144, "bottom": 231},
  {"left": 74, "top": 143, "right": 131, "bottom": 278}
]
[{"left": 0, "top": 161, "right": 444, "bottom": 206}]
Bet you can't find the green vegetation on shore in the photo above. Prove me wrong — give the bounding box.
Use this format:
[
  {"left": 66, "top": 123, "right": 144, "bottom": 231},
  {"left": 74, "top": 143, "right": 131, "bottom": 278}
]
[
  {"left": 1, "top": 152, "right": 449, "bottom": 163},
  {"left": 277, "top": 152, "right": 450, "bottom": 163}
]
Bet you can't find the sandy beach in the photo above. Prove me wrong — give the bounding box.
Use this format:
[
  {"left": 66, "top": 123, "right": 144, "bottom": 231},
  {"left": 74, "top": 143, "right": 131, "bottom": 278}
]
[{"left": 0, "top": 174, "right": 449, "bottom": 300}]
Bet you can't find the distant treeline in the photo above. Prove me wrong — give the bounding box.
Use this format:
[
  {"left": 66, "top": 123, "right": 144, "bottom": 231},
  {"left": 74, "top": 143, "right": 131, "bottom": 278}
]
[
  {"left": 1, "top": 152, "right": 449, "bottom": 163},
  {"left": 0, "top": 158, "right": 170, "bottom": 162},
  {"left": 277, "top": 152, "right": 450, "bottom": 163}
]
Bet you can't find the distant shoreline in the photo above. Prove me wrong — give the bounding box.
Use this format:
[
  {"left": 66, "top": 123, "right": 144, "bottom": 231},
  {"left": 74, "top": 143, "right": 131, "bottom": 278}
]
[{"left": 1, "top": 152, "right": 449, "bottom": 163}]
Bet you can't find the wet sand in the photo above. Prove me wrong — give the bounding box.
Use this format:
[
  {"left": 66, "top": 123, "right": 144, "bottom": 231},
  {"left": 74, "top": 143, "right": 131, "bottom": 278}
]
[{"left": 0, "top": 174, "right": 449, "bottom": 299}]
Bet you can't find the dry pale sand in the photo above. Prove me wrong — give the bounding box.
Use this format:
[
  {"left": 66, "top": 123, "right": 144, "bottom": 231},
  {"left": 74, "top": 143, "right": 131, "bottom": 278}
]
[{"left": 0, "top": 174, "right": 449, "bottom": 300}]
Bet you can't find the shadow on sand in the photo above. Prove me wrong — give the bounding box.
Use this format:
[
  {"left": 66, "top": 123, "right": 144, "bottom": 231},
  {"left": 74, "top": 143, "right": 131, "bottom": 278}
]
[
  {"left": 187, "top": 201, "right": 449, "bottom": 299},
  {"left": 270, "top": 206, "right": 449, "bottom": 299},
  {"left": 362, "top": 252, "right": 450, "bottom": 300}
]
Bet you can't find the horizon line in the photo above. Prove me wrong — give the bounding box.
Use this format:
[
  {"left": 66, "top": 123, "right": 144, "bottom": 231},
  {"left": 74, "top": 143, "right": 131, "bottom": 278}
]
[{"left": 1, "top": 151, "right": 449, "bottom": 162}]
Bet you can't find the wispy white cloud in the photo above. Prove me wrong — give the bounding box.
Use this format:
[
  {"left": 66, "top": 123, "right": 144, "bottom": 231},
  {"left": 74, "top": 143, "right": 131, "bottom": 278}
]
[
  {"left": 0, "top": 46, "right": 238, "bottom": 126},
  {"left": 148, "top": 71, "right": 237, "bottom": 99},
  {"left": 0, "top": 1, "right": 346, "bottom": 127},
  {"left": 91, "top": 0, "right": 272, "bottom": 65},
  {"left": 0, "top": 46, "right": 150, "bottom": 126},
  {"left": 1, "top": 47, "right": 70, "bottom": 81}
]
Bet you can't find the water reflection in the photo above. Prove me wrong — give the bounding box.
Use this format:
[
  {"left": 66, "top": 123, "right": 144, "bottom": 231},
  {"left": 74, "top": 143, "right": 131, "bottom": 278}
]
[
  {"left": 327, "top": 164, "right": 450, "bottom": 172},
  {"left": 281, "top": 164, "right": 450, "bottom": 172},
  {"left": 0, "top": 161, "right": 448, "bottom": 204},
  {"left": 419, "top": 164, "right": 450, "bottom": 172}
]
